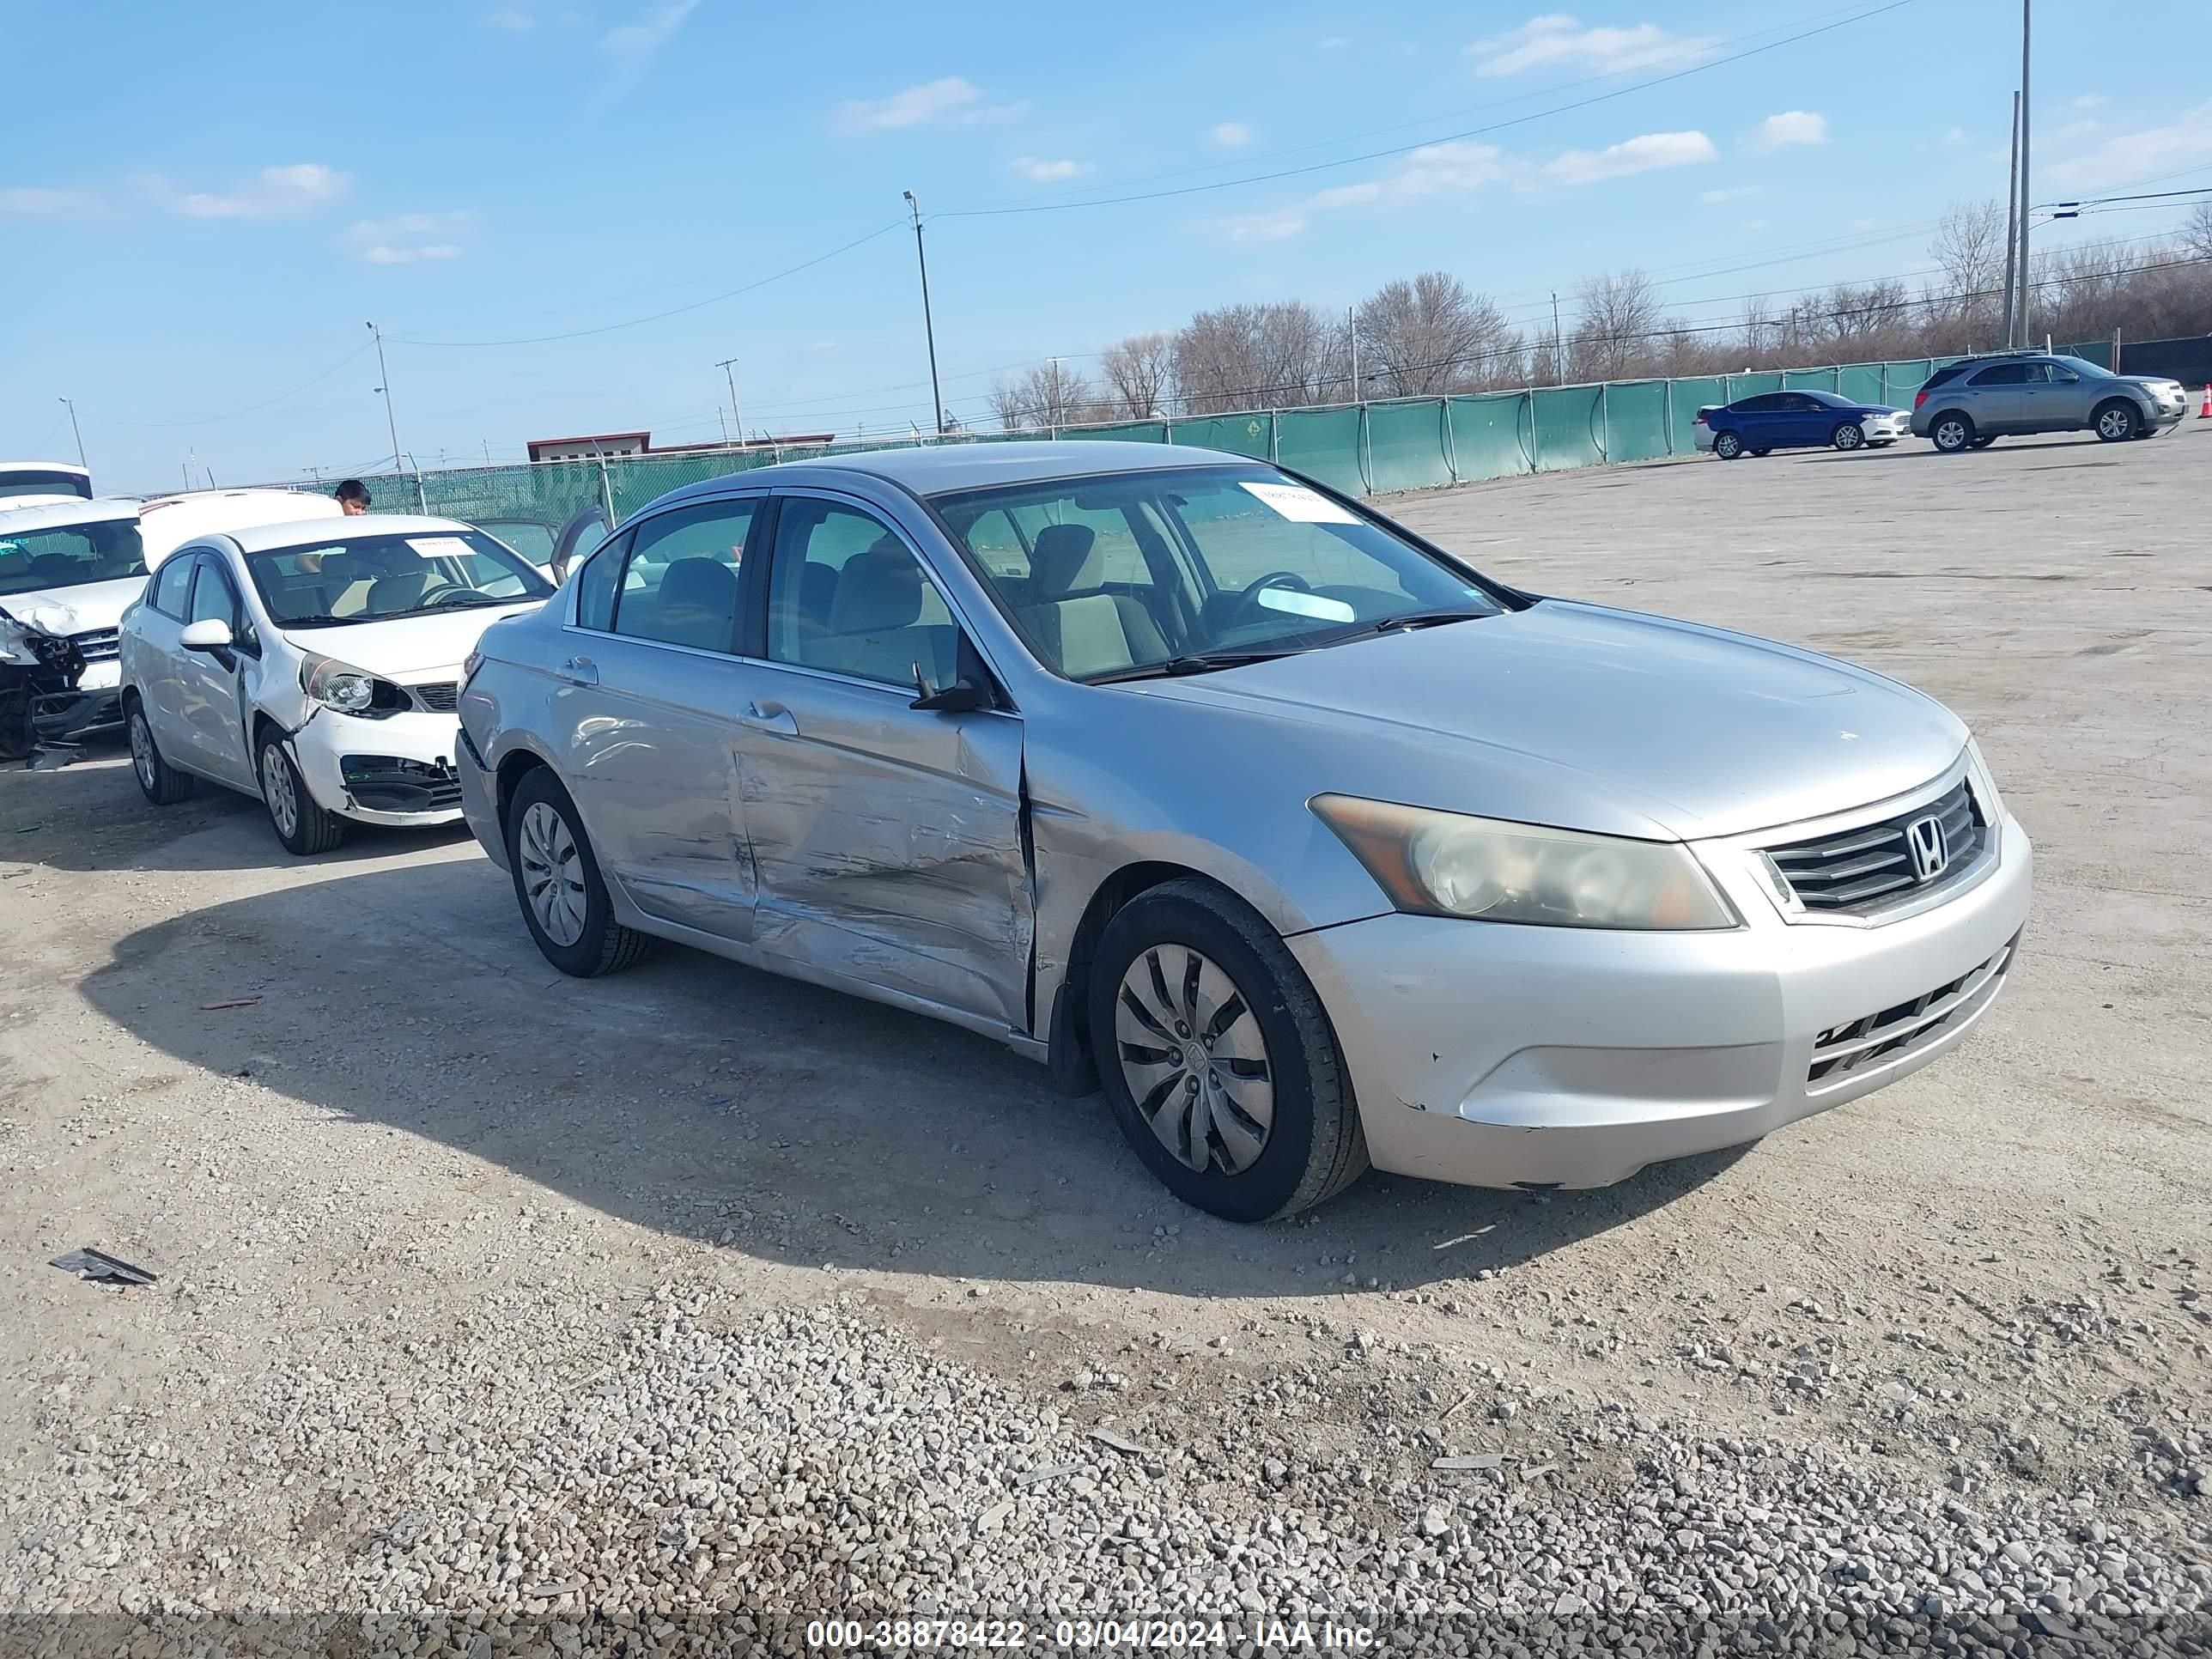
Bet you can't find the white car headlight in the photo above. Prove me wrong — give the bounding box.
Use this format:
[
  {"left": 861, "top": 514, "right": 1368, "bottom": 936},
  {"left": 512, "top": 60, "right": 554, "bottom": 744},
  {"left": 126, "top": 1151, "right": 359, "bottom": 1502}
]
[
  {"left": 300, "top": 653, "right": 402, "bottom": 717},
  {"left": 1964, "top": 737, "right": 2005, "bottom": 823},
  {"left": 1312, "top": 794, "right": 1738, "bottom": 930}
]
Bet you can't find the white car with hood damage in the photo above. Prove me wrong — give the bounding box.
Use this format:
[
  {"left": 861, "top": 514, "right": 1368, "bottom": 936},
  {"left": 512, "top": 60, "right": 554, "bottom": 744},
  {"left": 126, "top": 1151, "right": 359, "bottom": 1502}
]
[
  {"left": 1, "top": 489, "right": 342, "bottom": 750},
  {"left": 118, "top": 514, "right": 556, "bottom": 854}
]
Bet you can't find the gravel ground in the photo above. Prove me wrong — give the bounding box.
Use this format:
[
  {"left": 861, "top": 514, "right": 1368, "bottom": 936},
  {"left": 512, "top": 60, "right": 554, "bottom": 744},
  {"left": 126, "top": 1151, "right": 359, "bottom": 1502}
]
[{"left": 3, "top": 428, "right": 2208, "bottom": 1656}]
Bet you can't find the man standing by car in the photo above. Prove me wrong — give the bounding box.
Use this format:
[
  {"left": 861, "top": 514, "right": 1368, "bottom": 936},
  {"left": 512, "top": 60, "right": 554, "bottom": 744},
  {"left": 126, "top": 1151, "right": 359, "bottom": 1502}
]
[{"left": 334, "top": 479, "right": 371, "bottom": 516}]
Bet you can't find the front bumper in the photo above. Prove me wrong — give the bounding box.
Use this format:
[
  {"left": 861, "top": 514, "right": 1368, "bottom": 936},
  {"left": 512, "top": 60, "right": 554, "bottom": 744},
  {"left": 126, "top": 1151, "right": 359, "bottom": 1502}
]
[
  {"left": 457, "top": 723, "right": 507, "bottom": 867},
  {"left": 1861, "top": 415, "right": 1910, "bottom": 444},
  {"left": 27, "top": 660, "right": 122, "bottom": 740},
  {"left": 291, "top": 707, "right": 465, "bottom": 826},
  {"left": 1291, "top": 812, "right": 2032, "bottom": 1190}
]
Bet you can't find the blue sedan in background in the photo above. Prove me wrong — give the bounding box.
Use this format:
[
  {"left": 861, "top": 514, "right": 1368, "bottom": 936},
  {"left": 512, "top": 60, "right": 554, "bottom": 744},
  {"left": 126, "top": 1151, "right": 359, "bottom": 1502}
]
[{"left": 1693, "top": 390, "right": 1911, "bottom": 459}]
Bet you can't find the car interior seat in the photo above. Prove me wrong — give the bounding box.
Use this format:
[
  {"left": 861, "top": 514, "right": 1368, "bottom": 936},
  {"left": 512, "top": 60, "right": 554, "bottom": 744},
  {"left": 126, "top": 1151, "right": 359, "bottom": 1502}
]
[{"left": 811, "top": 538, "right": 955, "bottom": 685}]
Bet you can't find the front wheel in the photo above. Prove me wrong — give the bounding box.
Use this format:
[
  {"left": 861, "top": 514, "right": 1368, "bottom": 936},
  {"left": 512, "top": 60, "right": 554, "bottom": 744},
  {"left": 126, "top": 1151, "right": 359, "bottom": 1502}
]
[
  {"left": 505, "top": 768, "right": 653, "bottom": 976},
  {"left": 1970, "top": 436, "right": 1998, "bottom": 450},
  {"left": 2094, "top": 400, "right": 2139, "bottom": 443},
  {"left": 1831, "top": 422, "right": 1865, "bottom": 452},
  {"left": 127, "top": 698, "right": 195, "bottom": 805},
  {"left": 1930, "top": 413, "right": 1976, "bottom": 453},
  {"left": 1089, "top": 878, "right": 1367, "bottom": 1222},
  {"left": 1712, "top": 431, "right": 1744, "bottom": 460},
  {"left": 258, "top": 734, "right": 346, "bottom": 855}
]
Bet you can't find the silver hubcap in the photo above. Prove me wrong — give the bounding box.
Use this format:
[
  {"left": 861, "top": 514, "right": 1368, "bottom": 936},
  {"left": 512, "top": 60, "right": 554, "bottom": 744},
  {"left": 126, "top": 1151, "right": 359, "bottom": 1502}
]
[
  {"left": 1938, "top": 422, "right": 1966, "bottom": 449},
  {"left": 260, "top": 744, "right": 299, "bottom": 838},
  {"left": 2100, "top": 409, "right": 2129, "bottom": 438},
  {"left": 1115, "top": 945, "right": 1274, "bottom": 1176},
  {"left": 130, "top": 714, "right": 156, "bottom": 790},
  {"left": 520, "top": 801, "right": 587, "bottom": 947},
  {"left": 1838, "top": 426, "right": 1862, "bottom": 448},
  {"left": 1717, "top": 436, "right": 1738, "bottom": 457}
]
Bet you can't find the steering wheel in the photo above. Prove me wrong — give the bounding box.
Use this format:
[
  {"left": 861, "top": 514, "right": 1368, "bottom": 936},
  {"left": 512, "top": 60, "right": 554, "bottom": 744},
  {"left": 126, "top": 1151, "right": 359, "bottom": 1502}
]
[
  {"left": 422, "top": 586, "right": 497, "bottom": 607},
  {"left": 1226, "top": 570, "right": 1316, "bottom": 629}
]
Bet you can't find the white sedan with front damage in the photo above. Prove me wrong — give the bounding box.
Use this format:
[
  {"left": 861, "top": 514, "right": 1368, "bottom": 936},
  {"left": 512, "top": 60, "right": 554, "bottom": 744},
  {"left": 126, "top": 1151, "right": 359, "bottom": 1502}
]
[{"left": 118, "top": 515, "right": 554, "bottom": 854}]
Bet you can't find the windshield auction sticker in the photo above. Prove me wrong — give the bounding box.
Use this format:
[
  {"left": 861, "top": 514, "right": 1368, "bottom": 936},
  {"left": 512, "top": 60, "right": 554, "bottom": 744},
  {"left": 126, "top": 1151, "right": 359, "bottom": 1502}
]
[
  {"left": 405, "top": 536, "right": 477, "bottom": 559},
  {"left": 1238, "top": 481, "right": 1360, "bottom": 524}
]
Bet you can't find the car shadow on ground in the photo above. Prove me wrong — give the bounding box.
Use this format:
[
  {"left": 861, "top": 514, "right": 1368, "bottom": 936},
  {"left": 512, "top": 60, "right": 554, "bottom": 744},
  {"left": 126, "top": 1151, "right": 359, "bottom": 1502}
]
[
  {"left": 1796, "top": 434, "right": 2134, "bottom": 463},
  {"left": 75, "top": 849, "right": 1747, "bottom": 1299}
]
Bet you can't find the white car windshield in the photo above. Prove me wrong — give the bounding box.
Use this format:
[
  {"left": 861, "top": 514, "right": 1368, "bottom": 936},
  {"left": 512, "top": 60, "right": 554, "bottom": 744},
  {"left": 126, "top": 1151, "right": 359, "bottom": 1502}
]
[
  {"left": 244, "top": 529, "right": 555, "bottom": 627},
  {"left": 933, "top": 464, "right": 1501, "bottom": 682},
  {"left": 0, "top": 519, "right": 146, "bottom": 598}
]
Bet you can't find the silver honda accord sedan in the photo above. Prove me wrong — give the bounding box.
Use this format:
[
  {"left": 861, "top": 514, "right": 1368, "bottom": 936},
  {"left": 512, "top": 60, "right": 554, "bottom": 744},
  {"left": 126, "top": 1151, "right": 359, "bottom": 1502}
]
[{"left": 454, "top": 442, "right": 2030, "bottom": 1221}]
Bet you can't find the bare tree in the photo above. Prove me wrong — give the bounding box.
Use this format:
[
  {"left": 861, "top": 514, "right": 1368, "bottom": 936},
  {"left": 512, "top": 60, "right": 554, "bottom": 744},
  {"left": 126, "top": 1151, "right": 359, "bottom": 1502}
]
[
  {"left": 2183, "top": 199, "right": 2212, "bottom": 264},
  {"left": 988, "top": 360, "right": 1102, "bottom": 431},
  {"left": 1173, "top": 301, "right": 1341, "bottom": 413},
  {"left": 1099, "top": 332, "right": 1176, "bottom": 419},
  {"left": 1928, "top": 199, "right": 2009, "bottom": 344},
  {"left": 1354, "top": 272, "right": 1516, "bottom": 395},
  {"left": 1568, "top": 270, "right": 1667, "bottom": 381}
]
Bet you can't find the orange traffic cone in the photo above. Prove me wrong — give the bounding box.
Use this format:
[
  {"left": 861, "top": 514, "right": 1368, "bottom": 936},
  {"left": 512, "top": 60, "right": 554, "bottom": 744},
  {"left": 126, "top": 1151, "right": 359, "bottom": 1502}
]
[{"left": 2199, "top": 384, "right": 2212, "bottom": 418}]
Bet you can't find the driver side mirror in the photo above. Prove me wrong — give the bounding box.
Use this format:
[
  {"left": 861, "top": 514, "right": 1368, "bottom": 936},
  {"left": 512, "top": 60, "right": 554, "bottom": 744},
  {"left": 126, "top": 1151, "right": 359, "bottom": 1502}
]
[{"left": 179, "top": 618, "right": 234, "bottom": 654}]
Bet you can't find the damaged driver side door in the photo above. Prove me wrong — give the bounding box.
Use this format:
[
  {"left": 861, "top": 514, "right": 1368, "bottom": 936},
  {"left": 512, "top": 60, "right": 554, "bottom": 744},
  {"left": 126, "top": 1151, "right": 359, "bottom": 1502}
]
[{"left": 732, "top": 491, "right": 1031, "bottom": 1036}]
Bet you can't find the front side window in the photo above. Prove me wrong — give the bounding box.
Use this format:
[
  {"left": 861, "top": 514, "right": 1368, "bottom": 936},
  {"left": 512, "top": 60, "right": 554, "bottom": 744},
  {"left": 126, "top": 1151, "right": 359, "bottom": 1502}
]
[
  {"left": 186, "top": 558, "right": 242, "bottom": 629},
  {"left": 243, "top": 530, "right": 552, "bottom": 627},
  {"left": 935, "top": 464, "right": 1499, "bottom": 682},
  {"left": 149, "top": 553, "right": 196, "bottom": 617},
  {"left": 1969, "top": 363, "right": 2031, "bottom": 386},
  {"left": 0, "top": 518, "right": 145, "bottom": 598},
  {"left": 610, "top": 501, "right": 756, "bottom": 652},
  {"left": 766, "top": 500, "right": 958, "bottom": 688}
]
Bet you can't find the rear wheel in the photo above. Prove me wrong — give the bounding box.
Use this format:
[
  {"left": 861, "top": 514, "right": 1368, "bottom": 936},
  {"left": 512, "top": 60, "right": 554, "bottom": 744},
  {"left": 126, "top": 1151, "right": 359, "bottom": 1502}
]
[
  {"left": 126, "top": 697, "right": 195, "bottom": 805},
  {"left": 1089, "top": 878, "right": 1367, "bottom": 1222},
  {"left": 505, "top": 768, "right": 653, "bottom": 976},
  {"left": 1750, "top": 447, "right": 1772, "bottom": 457},
  {"left": 2094, "top": 400, "right": 2139, "bottom": 443},
  {"left": 258, "top": 734, "right": 346, "bottom": 855},
  {"left": 1831, "top": 422, "right": 1865, "bottom": 451},
  {"left": 1930, "top": 412, "right": 1976, "bottom": 453},
  {"left": 1712, "top": 431, "right": 1744, "bottom": 460}
]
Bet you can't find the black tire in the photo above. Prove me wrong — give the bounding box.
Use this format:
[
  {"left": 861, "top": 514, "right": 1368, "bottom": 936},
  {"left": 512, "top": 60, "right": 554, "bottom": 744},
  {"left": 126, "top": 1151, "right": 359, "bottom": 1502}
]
[
  {"left": 256, "top": 732, "right": 347, "bottom": 855},
  {"left": 1969, "top": 436, "right": 1998, "bottom": 450},
  {"left": 1712, "top": 431, "right": 1744, "bottom": 460},
  {"left": 125, "top": 696, "right": 195, "bottom": 805},
  {"left": 504, "top": 767, "right": 653, "bottom": 976},
  {"left": 1750, "top": 447, "right": 1772, "bottom": 457},
  {"left": 1088, "top": 878, "right": 1367, "bottom": 1222},
  {"left": 1930, "top": 412, "right": 1976, "bottom": 453},
  {"left": 1831, "top": 422, "right": 1865, "bottom": 452},
  {"left": 2092, "top": 399, "right": 2139, "bottom": 443}
]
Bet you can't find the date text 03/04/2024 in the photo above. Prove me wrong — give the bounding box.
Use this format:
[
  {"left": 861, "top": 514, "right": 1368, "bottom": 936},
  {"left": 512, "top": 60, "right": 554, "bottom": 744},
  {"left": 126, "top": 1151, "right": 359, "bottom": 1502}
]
[{"left": 803, "top": 1618, "right": 1382, "bottom": 1650}]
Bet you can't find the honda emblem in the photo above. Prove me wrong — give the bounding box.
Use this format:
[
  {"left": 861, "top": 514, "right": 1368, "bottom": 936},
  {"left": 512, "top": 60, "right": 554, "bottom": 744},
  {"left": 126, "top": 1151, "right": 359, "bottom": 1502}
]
[{"left": 1905, "top": 814, "right": 1948, "bottom": 882}]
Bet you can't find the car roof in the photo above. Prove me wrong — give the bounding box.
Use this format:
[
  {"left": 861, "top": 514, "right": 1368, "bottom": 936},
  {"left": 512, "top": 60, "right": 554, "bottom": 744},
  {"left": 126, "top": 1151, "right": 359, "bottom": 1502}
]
[
  {"left": 0, "top": 495, "right": 142, "bottom": 532},
  {"left": 213, "top": 514, "right": 481, "bottom": 554},
  {"left": 0, "top": 460, "right": 90, "bottom": 478},
  {"left": 646, "top": 440, "right": 1252, "bottom": 511}
]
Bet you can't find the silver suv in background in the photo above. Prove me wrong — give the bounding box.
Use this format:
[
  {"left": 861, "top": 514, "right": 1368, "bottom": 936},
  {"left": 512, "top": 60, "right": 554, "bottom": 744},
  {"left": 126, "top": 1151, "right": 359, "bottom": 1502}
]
[{"left": 1911, "top": 353, "right": 2188, "bottom": 452}]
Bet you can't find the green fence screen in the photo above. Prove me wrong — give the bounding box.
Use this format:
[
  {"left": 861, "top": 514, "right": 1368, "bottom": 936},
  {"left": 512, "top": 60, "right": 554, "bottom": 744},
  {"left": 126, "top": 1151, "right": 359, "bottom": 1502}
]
[{"left": 359, "top": 355, "right": 1972, "bottom": 528}]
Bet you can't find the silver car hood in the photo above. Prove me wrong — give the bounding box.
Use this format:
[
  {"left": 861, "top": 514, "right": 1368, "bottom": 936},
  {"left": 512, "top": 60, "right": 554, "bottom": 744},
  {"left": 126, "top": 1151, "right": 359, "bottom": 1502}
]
[{"left": 1132, "top": 599, "right": 1967, "bottom": 841}]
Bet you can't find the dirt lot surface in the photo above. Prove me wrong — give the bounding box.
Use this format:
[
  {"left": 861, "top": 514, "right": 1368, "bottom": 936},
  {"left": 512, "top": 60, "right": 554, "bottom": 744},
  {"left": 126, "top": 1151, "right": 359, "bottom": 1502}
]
[{"left": 3, "top": 428, "right": 2208, "bottom": 1655}]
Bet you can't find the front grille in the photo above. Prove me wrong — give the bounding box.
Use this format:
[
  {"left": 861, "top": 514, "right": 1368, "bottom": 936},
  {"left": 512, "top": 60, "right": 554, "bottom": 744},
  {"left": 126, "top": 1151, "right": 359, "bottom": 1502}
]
[
  {"left": 70, "top": 628, "right": 120, "bottom": 664},
  {"left": 410, "top": 681, "right": 459, "bottom": 712},
  {"left": 1765, "top": 777, "right": 1984, "bottom": 912},
  {"left": 338, "top": 755, "right": 461, "bottom": 813},
  {"left": 1806, "top": 934, "right": 2016, "bottom": 1091}
]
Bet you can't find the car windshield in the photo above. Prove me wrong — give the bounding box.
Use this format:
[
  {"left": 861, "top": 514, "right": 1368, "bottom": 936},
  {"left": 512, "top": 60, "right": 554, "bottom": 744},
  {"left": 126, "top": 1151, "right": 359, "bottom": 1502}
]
[
  {"left": 244, "top": 529, "right": 554, "bottom": 626},
  {"left": 0, "top": 470, "right": 93, "bottom": 504},
  {"left": 933, "top": 463, "right": 1502, "bottom": 682},
  {"left": 0, "top": 519, "right": 146, "bottom": 598}
]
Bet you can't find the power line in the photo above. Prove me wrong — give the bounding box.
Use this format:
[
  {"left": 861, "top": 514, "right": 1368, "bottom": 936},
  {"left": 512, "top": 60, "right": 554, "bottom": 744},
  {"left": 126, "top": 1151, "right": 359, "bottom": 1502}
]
[
  {"left": 934, "top": 1, "right": 1916, "bottom": 220},
  {"left": 105, "top": 340, "right": 374, "bottom": 428}
]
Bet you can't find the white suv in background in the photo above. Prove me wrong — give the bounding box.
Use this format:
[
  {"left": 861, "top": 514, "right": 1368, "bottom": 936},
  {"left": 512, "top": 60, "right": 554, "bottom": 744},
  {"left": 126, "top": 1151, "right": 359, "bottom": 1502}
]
[{"left": 118, "top": 514, "right": 555, "bottom": 854}]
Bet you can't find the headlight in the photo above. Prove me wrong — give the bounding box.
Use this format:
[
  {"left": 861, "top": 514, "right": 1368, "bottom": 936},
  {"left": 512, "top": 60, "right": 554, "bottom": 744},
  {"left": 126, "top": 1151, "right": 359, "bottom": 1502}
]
[
  {"left": 300, "top": 653, "right": 404, "bottom": 717},
  {"left": 1965, "top": 737, "right": 2005, "bottom": 822},
  {"left": 1311, "top": 794, "right": 1738, "bottom": 931}
]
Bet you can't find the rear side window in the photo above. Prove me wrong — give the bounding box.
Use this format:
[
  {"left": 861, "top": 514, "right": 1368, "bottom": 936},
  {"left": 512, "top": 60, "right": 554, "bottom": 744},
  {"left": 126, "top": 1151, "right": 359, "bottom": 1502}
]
[
  {"left": 1968, "top": 363, "right": 2031, "bottom": 386},
  {"left": 1734, "top": 394, "right": 1785, "bottom": 413},
  {"left": 149, "top": 554, "right": 196, "bottom": 617},
  {"left": 1922, "top": 363, "right": 1969, "bottom": 389},
  {"left": 573, "top": 532, "right": 629, "bottom": 632},
  {"left": 610, "top": 501, "right": 757, "bottom": 653}
]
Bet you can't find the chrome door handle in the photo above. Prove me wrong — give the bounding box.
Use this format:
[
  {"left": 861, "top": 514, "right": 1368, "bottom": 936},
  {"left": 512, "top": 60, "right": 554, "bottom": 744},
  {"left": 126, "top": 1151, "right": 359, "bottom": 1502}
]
[
  {"left": 557, "top": 655, "right": 599, "bottom": 686},
  {"left": 738, "top": 700, "right": 798, "bottom": 735}
]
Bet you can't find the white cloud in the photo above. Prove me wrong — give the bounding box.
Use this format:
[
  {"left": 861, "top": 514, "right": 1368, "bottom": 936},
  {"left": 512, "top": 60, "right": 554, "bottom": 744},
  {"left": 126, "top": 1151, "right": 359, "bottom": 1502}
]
[
  {"left": 1468, "top": 15, "right": 1716, "bottom": 77},
  {"left": 2069, "top": 94, "right": 2107, "bottom": 111},
  {"left": 1747, "top": 110, "right": 1826, "bottom": 152},
  {"left": 0, "top": 185, "right": 95, "bottom": 216},
  {"left": 159, "top": 163, "right": 349, "bottom": 219},
  {"left": 1211, "top": 121, "right": 1253, "bottom": 149},
  {"left": 1535, "top": 129, "right": 1716, "bottom": 186},
  {"left": 1214, "top": 206, "right": 1310, "bottom": 245},
  {"left": 2054, "top": 118, "right": 2101, "bottom": 143},
  {"left": 483, "top": 5, "right": 536, "bottom": 28},
  {"left": 830, "top": 76, "right": 1024, "bottom": 133},
  {"left": 1318, "top": 35, "right": 1350, "bottom": 50},
  {"left": 2048, "top": 99, "right": 2212, "bottom": 189},
  {"left": 345, "top": 210, "right": 473, "bottom": 264},
  {"left": 598, "top": 0, "right": 700, "bottom": 95},
  {"left": 1942, "top": 126, "right": 1969, "bottom": 146},
  {"left": 1009, "top": 156, "right": 1093, "bottom": 182},
  {"left": 1317, "top": 141, "right": 1513, "bottom": 209},
  {"left": 1700, "top": 185, "right": 1766, "bottom": 204}
]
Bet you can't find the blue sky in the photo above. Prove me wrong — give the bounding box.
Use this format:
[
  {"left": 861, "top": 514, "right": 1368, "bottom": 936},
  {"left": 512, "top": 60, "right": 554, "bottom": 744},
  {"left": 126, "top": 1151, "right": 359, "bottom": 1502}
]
[{"left": 5, "top": 0, "right": 2206, "bottom": 491}]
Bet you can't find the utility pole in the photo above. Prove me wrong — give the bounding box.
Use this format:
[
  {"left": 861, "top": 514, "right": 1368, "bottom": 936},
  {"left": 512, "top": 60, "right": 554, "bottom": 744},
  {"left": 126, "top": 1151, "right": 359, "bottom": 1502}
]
[
  {"left": 2001, "top": 92, "right": 2021, "bottom": 347},
  {"left": 57, "top": 398, "right": 86, "bottom": 469},
  {"left": 367, "top": 322, "right": 403, "bottom": 473},
  {"left": 715, "top": 356, "right": 744, "bottom": 446},
  {"left": 1347, "top": 306, "right": 1360, "bottom": 403},
  {"left": 2014, "top": 0, "right": 2033, "bottom": 346},
  {"left": 902, "top": 191, "right": 945, "bottom": 437},
  {"left": 1550, "top": 292, "right": 1564, "bottom": 385}
]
